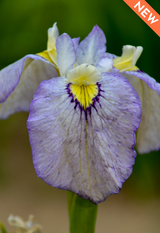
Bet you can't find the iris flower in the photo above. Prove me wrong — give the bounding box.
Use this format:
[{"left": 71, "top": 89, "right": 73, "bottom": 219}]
[
  {"left": 0, "top": 24, "right": 141, "bottom": 204},
  {"left": 111, "top": 46, "right": 160, "bottom": 154}
]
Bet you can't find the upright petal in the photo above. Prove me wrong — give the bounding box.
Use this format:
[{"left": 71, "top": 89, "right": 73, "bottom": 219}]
[
  {"left": 47, "top": 23, "right": 59, "bottom": 66},
  {"left": 47, "top": 22, "right": 59, "bottom": 51},
  {"left": 27, "top": 73, "right": 141, "bottom": 204},
  {"left": 72, "top": 37, "right": 80, "bottom": 50},
  {"left": 0, "top": 55, "right": 58, "bottom": 119},
  {"left": 122, "top": 70, "right": 160, "bottom": 153},
  {"left": 56, "top": 33, "right": 76, "bottom": 77},
  {"left": 76, "top": 25, "right": 106, "bottom": 66}
]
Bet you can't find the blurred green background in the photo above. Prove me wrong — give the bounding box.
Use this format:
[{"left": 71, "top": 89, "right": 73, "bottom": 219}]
[{"left": 0, "top": 0, "right": 160, "bottom": 232}]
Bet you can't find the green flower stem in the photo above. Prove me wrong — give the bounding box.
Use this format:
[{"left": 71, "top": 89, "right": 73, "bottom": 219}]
[{"left": 67, "top": 191, "right": 98, "bottom": 233}]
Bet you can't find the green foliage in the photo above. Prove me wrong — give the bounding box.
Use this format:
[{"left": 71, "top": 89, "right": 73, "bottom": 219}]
[{"left": 0, "top": 223, "right": 7, "bottom": 233}]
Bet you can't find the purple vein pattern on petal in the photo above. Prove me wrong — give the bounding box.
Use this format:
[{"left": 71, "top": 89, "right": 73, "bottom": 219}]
[
  {"left": 0, "top": 55, "right": 58, "bottom": 119},
  {"left": 76, "top": 25, "right": 106, "bottom": 66},
  {"left": 27, "top": 73, "right": 141, "bottom": 204},
  {"left": 122, "top": 71, "right": 160, "bottom": 154},
  {"left": 56, "top": 33, "right": 76, "bottom": 77}
]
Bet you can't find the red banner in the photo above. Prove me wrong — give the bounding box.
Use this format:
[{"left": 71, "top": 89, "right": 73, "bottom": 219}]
[{"left": 123, "top": 0, "right": 160, "bottom": 37}]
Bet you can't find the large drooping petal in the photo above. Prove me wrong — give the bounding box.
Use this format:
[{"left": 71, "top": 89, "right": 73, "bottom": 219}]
[
  {"left": 56, "top": 33, "right": 76, "bottom": 77},
  {"left": 0, "top": 55, "right": 58, "bottom": 119},
  {"left": 76, "top": 25, "right": 106, "bottom": 66},
  {"left": 122, "top": 70, "right": 160, "bottom": 154},
  {"left": 27, "top": 73, "right": 141, "bottom": 204}
]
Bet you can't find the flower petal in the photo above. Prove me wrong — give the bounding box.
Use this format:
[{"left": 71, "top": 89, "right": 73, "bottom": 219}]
[
  {"left": 122, "top": 70, "right": 160, "bottom": 153},
  {"left": 105, "top": 52, "right": 117, "bottom": 60},
  {"left": 96, "top": 57, "right": 113, "bottom": 73},
  {"left": 27, "top": 73, "right": 141, "bottom": 204},
  {"left": 56, "top": 33, "right": 76, "bottom": 77},
  {"left": 47, "top": 22, "right": 59, "bottom": 51},
  {"left": 123, "top": 70, "right": 160, "bottom": 96},
  {"left": 37, "top": 50, "right": 53, "bottom": 64},
  {"left": 47, "top": 23, "right": 59, "bottom": 65},
  {"left": 76, "top": 25, "right": 106, "bottom": 66},
  {"left": 67, "top": 63, "right": 101, "bottom": 85},
  {"left": 113, "top": 45, "right": 143, "bottom": 72},
  {"left": 72, "top": 37, "right": 80, "bottom": 50},
  {"left": 0, "top": 55, "right": 58, "bottom": 119}
]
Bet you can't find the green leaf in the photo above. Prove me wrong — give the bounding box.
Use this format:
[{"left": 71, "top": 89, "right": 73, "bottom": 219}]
[
  {"left": 0, "top": 222, "right": 8, "bottom": 233},
  {"left": 67, "top": 191, "right": 98, "bottom": 233}
]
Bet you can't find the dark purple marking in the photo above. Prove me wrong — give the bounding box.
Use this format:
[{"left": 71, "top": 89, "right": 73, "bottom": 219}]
[{"left": 65, "top": 83, "right": 104, "bottom": 122}]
